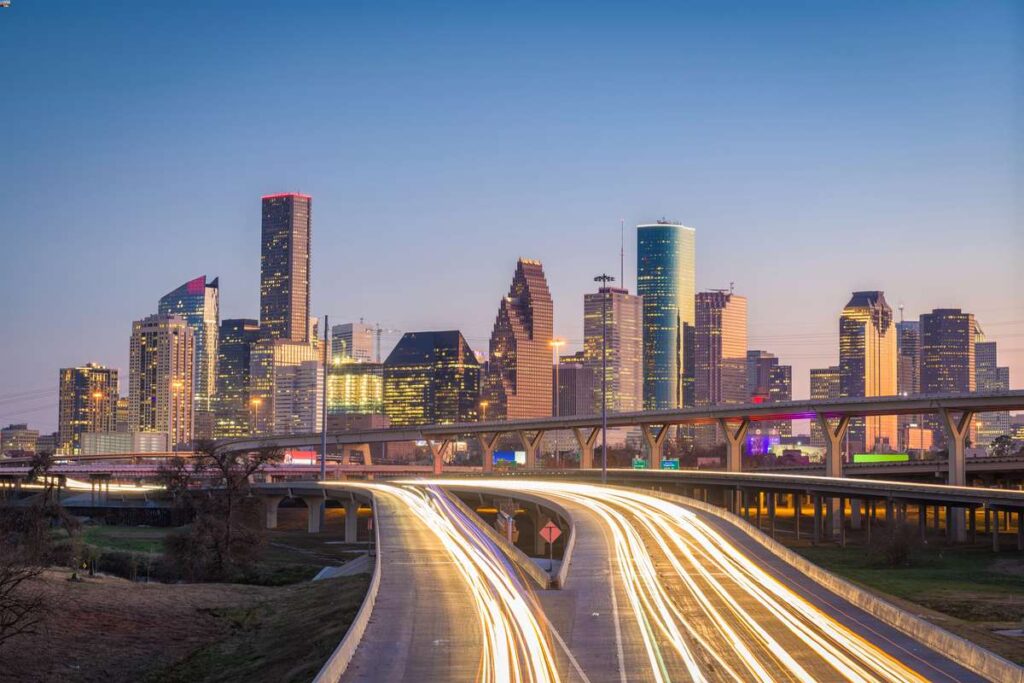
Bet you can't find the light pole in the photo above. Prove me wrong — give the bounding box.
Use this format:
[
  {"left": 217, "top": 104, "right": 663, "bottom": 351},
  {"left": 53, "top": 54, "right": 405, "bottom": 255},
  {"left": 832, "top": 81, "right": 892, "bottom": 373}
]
[
  {"left": 479, "top": 399, "right": 489, "bottom": 422},
  {"left": 320, "top": 314, "right": 329, "bottom": 483},
  {"left": 594, "top": 273, "right": 615, "bottom": 484},
  {"left": 249, "top": 397, "right": 262, "bottom": 435},
  {"left": 549, "top": 338, "right": 566, "bottom": 467}
]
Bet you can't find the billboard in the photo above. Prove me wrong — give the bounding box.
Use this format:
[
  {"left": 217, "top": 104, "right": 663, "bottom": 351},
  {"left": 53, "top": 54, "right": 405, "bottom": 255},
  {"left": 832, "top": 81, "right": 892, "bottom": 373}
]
[
  {"left": 852, "top": 453, "right": 909, "bottom": 464},
  {"left": 494, "top": 450, "right": 527, "bottom": 466}
]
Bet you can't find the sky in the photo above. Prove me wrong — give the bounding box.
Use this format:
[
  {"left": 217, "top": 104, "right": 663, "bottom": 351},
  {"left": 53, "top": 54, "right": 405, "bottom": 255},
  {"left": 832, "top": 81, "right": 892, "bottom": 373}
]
[{"left": 1, "top": 1, "right": 1022, "bottom": 433}]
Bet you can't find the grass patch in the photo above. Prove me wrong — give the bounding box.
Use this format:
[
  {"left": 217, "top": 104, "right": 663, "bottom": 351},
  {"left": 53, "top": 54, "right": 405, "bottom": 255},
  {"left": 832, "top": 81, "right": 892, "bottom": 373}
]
[
  {"left": 83, "top": 525, "right": 175, "bottom": 554},
  {"left": 144, "top": 575, "right": 371, "bottom": 683}
]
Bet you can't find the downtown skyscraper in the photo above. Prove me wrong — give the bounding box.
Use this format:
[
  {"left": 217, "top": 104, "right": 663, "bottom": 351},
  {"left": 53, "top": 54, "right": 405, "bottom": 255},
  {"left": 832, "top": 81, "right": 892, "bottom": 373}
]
[
  {"left": 214, "top": 318, "right": 260, "bottom": 438},
  {"left": 158, "top": 275, "right": 219, "bottom": 438},
  {"left": 746, "top": 350, "right": 793, "bottom": 441},
  {"left": 128, "top": 314, "right": 195, "bottom": 448},
  {"left": 839, "top": 291, "right": 898, "bottom": 453},
  {"left": 583, "top": 286, "right": 643, "bottom": 413},
  {"left": 260, "top": 193, "right": 311, "bottom": 343},
  {"left": 57, "top": 363, "right": 119, "bottom": 454},
  {"left": 384, "top": 331, "right": 480, "bottom": 426},
  {"left": 975, "top": 340, "right": 1010, "bottom": 446},
  {"left": 694, "top": 289, "right": 747, "bottom": 446},
  {"left": 637, "top": 222, "right": 696, "bottom": 410},
  {"left": 920, "top": 308, "right": 976, "bottom": 447},
  {"left": 483, "top": 259, "right": 553, "bottom": 420}
]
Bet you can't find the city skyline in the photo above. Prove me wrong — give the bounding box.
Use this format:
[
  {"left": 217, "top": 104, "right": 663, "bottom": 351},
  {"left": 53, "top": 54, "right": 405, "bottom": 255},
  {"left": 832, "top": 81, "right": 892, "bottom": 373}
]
[{"left": 1, "top": 2, "right": 1021, "bottom": 432}]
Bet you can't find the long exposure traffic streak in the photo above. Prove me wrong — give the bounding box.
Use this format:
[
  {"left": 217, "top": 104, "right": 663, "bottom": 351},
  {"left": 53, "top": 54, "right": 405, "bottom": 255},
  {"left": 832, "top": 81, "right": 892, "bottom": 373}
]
[
  {"left": 358, "top": 483, "right": 561, "bottom": 683},
  {"left": 432, "top": 480, "right": 933, "bottom": 683}
]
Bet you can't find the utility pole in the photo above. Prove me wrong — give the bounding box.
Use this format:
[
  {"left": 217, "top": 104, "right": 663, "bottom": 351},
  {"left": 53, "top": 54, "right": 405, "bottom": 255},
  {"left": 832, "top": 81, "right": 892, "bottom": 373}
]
[
  {"left": 594, "top": 273, "right": 615, "bottom": 484},
  {"left": 320, "top": 314, "right": 329, "bottom": 482}
]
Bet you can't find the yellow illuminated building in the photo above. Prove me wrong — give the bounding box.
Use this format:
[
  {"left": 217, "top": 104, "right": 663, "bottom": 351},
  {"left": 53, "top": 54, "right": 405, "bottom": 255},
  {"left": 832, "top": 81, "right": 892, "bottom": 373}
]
[
  {"left": 839, "top": 291, "right": 897, "bottom": 452},
  {"left": 328, "top": 359, "right": 384, "bottom": 416}
]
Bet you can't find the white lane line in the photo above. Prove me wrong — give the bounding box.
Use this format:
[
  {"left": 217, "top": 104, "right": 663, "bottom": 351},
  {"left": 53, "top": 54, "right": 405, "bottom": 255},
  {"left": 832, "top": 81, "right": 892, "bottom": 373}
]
[{"left": 608, "top": 542, "right": 628, "bottom": 683}]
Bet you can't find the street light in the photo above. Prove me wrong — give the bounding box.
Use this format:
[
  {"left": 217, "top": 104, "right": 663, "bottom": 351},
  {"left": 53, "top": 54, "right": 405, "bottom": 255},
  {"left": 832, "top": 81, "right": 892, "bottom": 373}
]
[
  {"left": 249, "top": 397, "right": 262, "bottom": 434},
  {"left": 479, "top": 399, "right": 490, "bottom": 422},
  {"left": 594, "top": 273, "right": 615, "bottom": 484}
]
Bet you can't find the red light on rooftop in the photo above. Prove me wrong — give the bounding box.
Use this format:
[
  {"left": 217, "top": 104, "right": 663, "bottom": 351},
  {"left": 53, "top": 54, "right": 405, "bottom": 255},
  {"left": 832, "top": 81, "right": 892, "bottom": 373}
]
[
  {"left": 752, "top": 395, "right": 765, "bottom": 404},
  {"left": 261, "top": 192, "right": 312, "bottom": 201}
]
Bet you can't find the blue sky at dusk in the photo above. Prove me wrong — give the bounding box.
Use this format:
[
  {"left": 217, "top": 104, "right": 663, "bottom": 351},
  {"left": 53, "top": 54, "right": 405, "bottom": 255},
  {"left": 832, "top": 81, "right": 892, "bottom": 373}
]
[{"left": 1, "top": 1, "right": 1021, "bottom": 431}]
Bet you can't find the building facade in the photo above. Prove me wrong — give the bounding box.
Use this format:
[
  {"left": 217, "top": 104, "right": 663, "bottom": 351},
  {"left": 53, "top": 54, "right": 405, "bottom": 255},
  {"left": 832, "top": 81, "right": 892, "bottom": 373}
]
[
  {"left": 1, "top": 424, "right": 39, "bottom": 455},
  {"left": 554, "top": 351, "right": 596, "bottom": 417},
  {"left": 975, "top": 340, "right": 1010, "bottom": 446},
  {"left": 331, "top": 322, "right": 378, "bottom": 363},
  {"left": 158, "top": 275, "right": 219, "bottom": 438},
  {"left": 693, "top": 290, "right": 747, "bottom": 446},
  {"left": 746, "top": 350, "right": 793, "bottom": 441},
  {"left": 128, "top": 314, "right": 195, "bottom": 448},
  {"left": 637, "top": 221, "right": 696, "bottom": 410},
  {"left": 328, "top": 360, "right": 384, "bottom": 417},
  {"left": 249, "top": 338, "right": 323, "bottom": 435},
  {"left": 896, "top": 320, "right": 921, "bottom": 450},
  {"left": 384, "top": 331, "right": 480, "bottom": 426},
  {"left": 920, "top": 308, "right": 976, "bottom": 447},
  {"left": 583, "top": 287, "right": 643, "bottom": 413},
  {"left": 839, "top": 291, "right": 898, "bottom": 452},
  {"left": 58, "top": 363, "right": 119, "bottom": 454},
  {"left": 260, "top": 193, "right": 311, "bottom": 343},
  {"left": 214, "top": 318, "right": 260, "bottom": 438},
  {"left": 809, "top": 366, "right": 841, "bottom": 447},
  {"left": 483, "top": 259, "right": 553, "bottom": 420}
]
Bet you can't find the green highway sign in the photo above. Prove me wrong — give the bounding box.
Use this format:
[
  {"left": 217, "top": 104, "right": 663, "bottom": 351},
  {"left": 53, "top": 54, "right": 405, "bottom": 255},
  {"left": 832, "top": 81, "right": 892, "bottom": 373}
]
[
  {"left": 631, "top": 458, "right": 647, "bottom": 469},
  {"left": 661, "top": 458, "right": 680, "bottom": 470}
]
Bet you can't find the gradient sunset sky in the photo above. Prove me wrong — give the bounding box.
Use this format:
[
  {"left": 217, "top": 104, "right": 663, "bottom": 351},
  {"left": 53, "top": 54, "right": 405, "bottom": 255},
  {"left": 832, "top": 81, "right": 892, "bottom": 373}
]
[{"left": 1, "top": 1, "right": 1021, "bottom": 432}]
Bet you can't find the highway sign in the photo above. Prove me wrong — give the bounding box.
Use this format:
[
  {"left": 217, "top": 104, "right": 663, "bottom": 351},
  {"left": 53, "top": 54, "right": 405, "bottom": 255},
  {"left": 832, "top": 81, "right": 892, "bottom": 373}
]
[
  {"left": 632, "top": 458, "right": 647, "bottom": 469},
  {"left": 539, "top": 521, "right": 561, "bottom": 544},
  {"left": 661, "top": 458, "right": 680, "bottom": 470}
]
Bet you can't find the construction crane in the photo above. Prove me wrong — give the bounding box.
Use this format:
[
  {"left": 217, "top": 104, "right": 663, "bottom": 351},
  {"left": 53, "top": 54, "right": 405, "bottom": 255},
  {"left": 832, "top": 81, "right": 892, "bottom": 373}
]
[{"left": 373, "top": 323, "right": 401, "bottom": 363}]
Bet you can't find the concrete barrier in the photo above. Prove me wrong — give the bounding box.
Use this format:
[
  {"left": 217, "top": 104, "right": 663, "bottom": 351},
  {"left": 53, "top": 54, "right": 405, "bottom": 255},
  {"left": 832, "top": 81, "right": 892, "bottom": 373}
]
[
  {"left": 642, "top": 487, "right": 1024, "bottom": 683},
  {"left": 312, "top": 491, "right": 383, "bottom": 683}
]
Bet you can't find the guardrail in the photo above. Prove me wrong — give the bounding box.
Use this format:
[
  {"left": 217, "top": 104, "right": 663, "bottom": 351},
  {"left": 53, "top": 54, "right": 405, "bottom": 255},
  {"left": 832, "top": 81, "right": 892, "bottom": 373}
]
[{"left": 312, "top": 490, "right": 383, "bottom": 683}]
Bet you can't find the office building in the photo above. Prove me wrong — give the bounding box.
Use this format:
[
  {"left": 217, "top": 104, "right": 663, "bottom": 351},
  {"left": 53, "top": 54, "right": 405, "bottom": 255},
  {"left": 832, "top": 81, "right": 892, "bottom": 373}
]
[
  {"left": 483, "top": 259, "right": 553, "bottom": 420},
  {"left": 332, "top": 322, "right": 378, "bottom": 363},
  {"left": 975, "top": 341, "right": 1010, "bottom": 447},
  {"left": 158, "top": 275, "right": 219, "bottom": 438},
  {"left": 384, "top": 331, "right": 480, "bottom": 426},
  {"left": 58, "top": 363, "right": 119, "bottom": 454},
  {"left": 920, "top": 308, "right": 975, "bottom": 447},
  {"left": 260, "top": 193, "right": 311, "bottom": 343},
  {"left": 328, "top": 360, "right": 384, "bottom": 417},
  {"left": 896, "top": 320, "right": 921, "bottom": 450},
  {"left": 694, "top": 290, "right": 747, "bottom": 446},
  {"left": 583, "top": 287, "right": 643, "bottom": 413},
  {"left": 809, "top": 366, "right": 841, "bottom": 447},
  {"left": 128, "top": 314, "right": 195, "bottom": 448},
  {"left": 249, "top": 338, "right": 323, "bottom": 435},
  {"left": 746, "top": 350, "right": 793, "bottom": 441},
  {"left": 80, "top": 432, "right": 169, "bottom": 455},
  {"left": 637, "top": 221, "right": 696, "bottom": 410},
  {"left": 553, "top": 351, "right": 596, "bottom": 417},
  {"left": 839, "top": 291, "right": 898, "bottom": 452},
  {"left": 1, "top": 424, "right": 39, "bottom": 456},
  {"left": 214, "top": 318, "right": 260, "bottom": 438}
]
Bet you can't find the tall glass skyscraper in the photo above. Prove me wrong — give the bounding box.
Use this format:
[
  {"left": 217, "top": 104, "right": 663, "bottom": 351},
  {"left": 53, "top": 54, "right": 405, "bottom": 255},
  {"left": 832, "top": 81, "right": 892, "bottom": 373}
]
[
  {"left": 920, "top": 308, "right": 976, "bottom": 447},
  {"left": 158, "top": 275, "right": 219, "bottom": 438},
  {"left": 58, "top": 363, "right": 119, "bottom": 454},
  {"left": 214, "top": 318, "right": 259, "bottom": 438},
  {"left": 384, "top": 331, "right": 480, "bottom": 426},
  {"left": 839, "top": 291, "right": 898, "bottom": 452},
  {"left": 975, "top": 340, "right": 1010, "bottom": 446},
  {"left": 637, "top": 222, "right": 695, "bottom": 410},
  {"left": 583, "top": 287, "right": 643, "bottom": 413},
  {"left": 260, "top": 193, "right": 311, "bottom": 343}
]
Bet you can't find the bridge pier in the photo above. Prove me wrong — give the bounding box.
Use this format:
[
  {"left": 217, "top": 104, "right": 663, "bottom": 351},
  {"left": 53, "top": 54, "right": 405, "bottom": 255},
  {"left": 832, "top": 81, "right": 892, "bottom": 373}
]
[
  {"left": 478, "top": 433, "right": 500, "bottom": 473},
  {"left": 717, "top": 418, "right": 750, "bottom": 473},
  {"left": 516, "top": 431, "right": 544, "bottom": 469},
  {"left": 815, "top": 414, "right": 851, "bottom": 537},
  {"left": 302, "top": 495, "right": 325, "bottom": 533},
  {"left": 572, "top": 427, "right": 599, "bottom": 470},
  {"left": 940, "top": 408, "right": 974, "bottom": 543},
  {"left": 265, "top": 495, "right": 284, "bottom": 529},
  {"left": 344, "top": 499, "right": 359, "bottom": 543},
  {"left": 427, "top": 439, "right": 451, "bottom": 475},
  {"left": 850, "top": 499, "right": 862, "bottom": 530},
  {"left": 640, "top": 424, "right": 671, "bottom": 470}
]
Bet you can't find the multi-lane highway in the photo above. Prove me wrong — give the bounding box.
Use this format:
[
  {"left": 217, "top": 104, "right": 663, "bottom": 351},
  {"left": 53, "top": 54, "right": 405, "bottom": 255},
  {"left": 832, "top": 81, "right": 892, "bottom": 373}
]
[{"left": 312, "top": 479, "right": 1007, "bottom": 682}]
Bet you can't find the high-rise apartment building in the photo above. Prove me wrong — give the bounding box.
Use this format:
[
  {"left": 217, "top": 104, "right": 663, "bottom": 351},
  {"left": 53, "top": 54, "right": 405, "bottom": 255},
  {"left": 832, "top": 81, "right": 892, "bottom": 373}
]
[
  {"left": 260, "top": 193, "right": 311, "bottom": 343},
  {"left": 1, "top": 424, "right": 39, "bottom": 455},
  {"left": 128, "top": 314, "right": 195, "bottom": 448},
  {"left": 249, "top": 338, "right": 323, "bottom": 435},
  {"left": 975, "top": 340, "right": 1010, "bottom": 446},
  {"left": 746, "top": 350, "right": 793, "bottom": 438},
  {"left": 483, "top": 259, "right": 553, "bottom": 420},
  {"left": 331, "top": 322, "right": 378, "bottom": 363},
  {"left": 214, "top": 318, "right": 260, "bottom": 438},
  {"left": 158, "top": 275, "right": 219, "bottom": 438},
  {"left": 583, "top": 287, "right": 643, "bottom": 413},
  {"left": 58, "top": 363, "right": 119, "bottom": 454},
  {"left": 920, "top": 308, "right": 976, "bottom": 448},
  {"left": 839, "top": 291, "right": 898, "bottom": 452},
  {"left": 637, "top": 221, "right": 696, "bottom": 410},
  {"left": 554, "top": 351, "right": 596, "bottom": 417},
  {"left": 384, "top": 331, "right": 480, "bottom": 426},
  {"left": 809, "top": 366, "right": 841, "bottom": 447}
]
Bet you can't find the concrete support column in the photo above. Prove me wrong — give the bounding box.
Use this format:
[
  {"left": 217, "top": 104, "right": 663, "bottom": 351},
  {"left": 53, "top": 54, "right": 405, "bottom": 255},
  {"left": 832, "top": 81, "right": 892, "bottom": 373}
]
[
  {"left": 850, "top": 499, "right": 862, "bottom": 530},
  {"left": 517, "top": 431, "right": 545, "bottom": 470},
  {"left": 302, "top": 496, "right": 324, "bottom": 534},
  {"left": 717, "top": 418, "right": 750, "bottom": 473},
  {"left": 349, "top": 443, "right": 373, "bottom": 466},
  {"left": 428, "top": 438, "right": 451, "bottom": 475},
  {"left": 813, "top": 495, "right": 822, "bottom": 545},
  {"left": 940, "top": 407, "right": 974, "bottom": 543},
  {"left": 795, "top": 494, "right": 802, "bottom": 541},
  {"left": 768, "top": 493, "right": 776, "bottom": 539},
  {"left": 640, "top": 424, "right": 671, "bottom": 470},
  {"left": 344, "top": 499, "right": 359, "bottom": 543},
  {"left": 1017, "top": 511, "right": 1023, "bottom": 552},
  {"left": 815, "top": 414, "right": 851, "bottom": 537},
  {"left": 919, "top": 503, "right": 927, "bottom": 542},
  {"left": 572, "top": 427, "right": 600, "bottom": 470},
  {"left": 265, "top": 495, "right": 284, "bottom": 529},
  {"left": 992, "top": 508, "right": 1000, "bottom": 552},
  {"left": 478, "top": 433, "right": 501, "bottom": 473}
]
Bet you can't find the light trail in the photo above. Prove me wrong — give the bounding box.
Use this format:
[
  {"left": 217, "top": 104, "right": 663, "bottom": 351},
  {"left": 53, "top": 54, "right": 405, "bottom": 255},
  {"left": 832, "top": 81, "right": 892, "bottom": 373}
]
[
  {"left": 339, "top": 482, "right": 561, "bottom": 683},
  {"left": 429, "top": 479, "right": 933, "bottom": 683}
]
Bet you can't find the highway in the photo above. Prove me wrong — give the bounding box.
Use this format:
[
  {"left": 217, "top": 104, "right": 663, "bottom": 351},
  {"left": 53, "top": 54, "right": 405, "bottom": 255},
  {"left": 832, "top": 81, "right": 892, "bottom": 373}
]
[
  {"left": 329, "top": 483, "right": 560, "bottom": 682},
  {"left": 434, "top": 480, "right": 990, "bottom": 683}
]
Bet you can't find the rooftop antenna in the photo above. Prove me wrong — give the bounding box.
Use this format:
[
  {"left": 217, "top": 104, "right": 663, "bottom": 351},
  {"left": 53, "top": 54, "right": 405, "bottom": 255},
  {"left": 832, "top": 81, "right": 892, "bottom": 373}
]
[
  {"left": 619, "top": 218, "right": 625, "bottom": 290},
  {"left": 729, "top": 281, "right": 735, "bottom": 294},
  {"left": 898, "top": 303, "right": 905, "bottom": 323}
]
